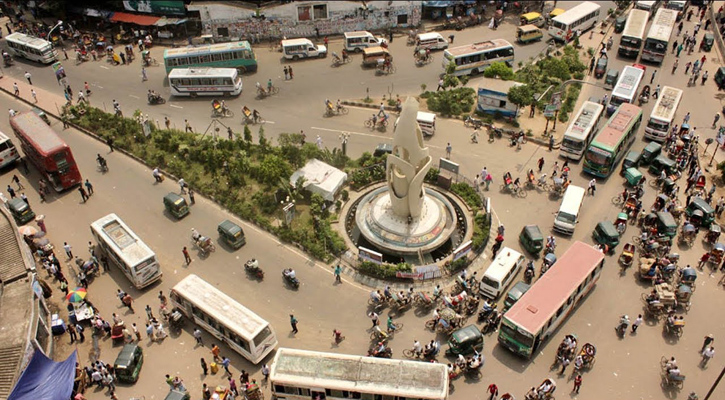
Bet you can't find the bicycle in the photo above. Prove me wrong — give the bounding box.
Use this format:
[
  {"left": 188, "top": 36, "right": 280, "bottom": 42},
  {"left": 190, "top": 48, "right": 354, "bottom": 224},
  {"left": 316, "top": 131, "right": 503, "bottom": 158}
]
[
  {"left": 403, "top": 348, "right": 425, "bottom": 359},
  {"left": 387, "top": 322, "right": 403, "bottom": 334}
]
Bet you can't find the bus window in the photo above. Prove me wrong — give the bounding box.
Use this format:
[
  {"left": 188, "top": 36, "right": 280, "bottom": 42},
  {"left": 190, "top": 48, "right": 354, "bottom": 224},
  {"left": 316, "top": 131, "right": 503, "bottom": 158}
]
[
  {"left": 177, "top": 57, "right": 188, "bottom": 66},
  {"left": 212, "top": 53, "right": 222, "bottom": 61},
  {"left": 199, "top": 55, "right": 210, "bottom": 63},
  {"left": 222, "top": 52, "right": 231, "bottom": 60},
  {"left": 189, "top": 56, "right": 200, "bottom": 64}
]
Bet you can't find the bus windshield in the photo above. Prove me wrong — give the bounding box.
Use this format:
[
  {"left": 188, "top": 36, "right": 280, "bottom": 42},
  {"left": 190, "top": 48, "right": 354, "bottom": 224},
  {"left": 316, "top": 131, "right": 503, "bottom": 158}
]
[
  {"left": 648, "top": 118, "right": 669, "bottom": 131},
  {"left": 500, "top": 321, "right": 535, "bottom": 348},
  {"left": 585, "top": 148, "right": 610, "bottom": 166},
  {"left": 562, "top": 138, "right": 585, "bottom": 151}
]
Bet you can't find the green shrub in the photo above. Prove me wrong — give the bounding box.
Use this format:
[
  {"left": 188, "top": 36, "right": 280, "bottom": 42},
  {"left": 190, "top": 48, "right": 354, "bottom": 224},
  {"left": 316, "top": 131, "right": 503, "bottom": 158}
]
[
  {"left": 483, "top": 62, "right": 514, "bottom": 80},
  {"left": 425, "top": 87, "right": 476, "bottom": 116},
  {"left": 359, "top": 261, "right": 412, "bottom": 279},
  {"left": 450, "top": 182, "right": 482, "bottom": 211},
  {"left": 472, "top": 213, "right": 490, "bottom": 250},
  {"left": 446, "top": 257, "right": 469, "bottom": 273}
]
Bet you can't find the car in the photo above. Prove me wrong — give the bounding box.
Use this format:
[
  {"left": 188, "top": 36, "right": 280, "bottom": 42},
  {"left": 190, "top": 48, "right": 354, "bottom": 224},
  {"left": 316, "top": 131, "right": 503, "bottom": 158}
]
[
  {"left": 594, "top": 57, "right": 608, "bottom": 79},
  {"left": 373, "top": 143, "right": 392, "bottom": 157}
]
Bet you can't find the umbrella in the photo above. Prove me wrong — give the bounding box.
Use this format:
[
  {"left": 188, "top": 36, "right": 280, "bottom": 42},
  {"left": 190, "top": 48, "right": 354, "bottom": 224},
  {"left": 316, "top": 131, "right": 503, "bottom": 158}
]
[
  {"left": 18, "top": 225, "right": 38, "bottom": 236},
  {"left": 66, "top": 287, "right": 87, "bottom": 303},
  {"left": 35, "top": 214, "right": 45, "bottom": 222}
]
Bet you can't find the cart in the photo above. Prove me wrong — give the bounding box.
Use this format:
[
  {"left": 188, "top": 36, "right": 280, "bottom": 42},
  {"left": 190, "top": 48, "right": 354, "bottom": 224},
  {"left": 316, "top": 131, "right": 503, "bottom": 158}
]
[
  {"left": 679, "top": 223, "right": 697, "bottom": 246},
  {"left": 709, "top": 243, "right": 725, "bottom": 265},
  {"left": 664, "top": 316, "right": 685, "bottom": 337},
  {"left": 414, "top": 49, "right": 433, "bottom": 65},
  {"left": 619, "top": 243, "right": 635, "bottom": 267},
  {"left": 212, "top": 100, "right": 234, "bottom": 118},
  {"left": 707, "top": 224, "right": 721, "bottom": 244},
  {"left": 678, "top": 267, "right": 697, "bottom": 289},
  {"left": 576, "top": 343, "right": 596, "bottom": 370},
  {"left": 675, "top": 284, "right": 692, "bottom": 311},
  {"left": 638, "top": 256, "right": 657, "bottom": 283},
  {"left": 614, "top": 212, "right": 628, "bottom": 234},
  {"left": 641, "top": 293, "right": 667, "bottom": 319}
]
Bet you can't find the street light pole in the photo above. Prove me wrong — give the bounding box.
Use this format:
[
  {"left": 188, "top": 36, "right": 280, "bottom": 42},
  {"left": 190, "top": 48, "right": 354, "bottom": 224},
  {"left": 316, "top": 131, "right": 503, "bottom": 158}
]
[{"left": 47, "top": 20, "right": 63, "bottom": 43}]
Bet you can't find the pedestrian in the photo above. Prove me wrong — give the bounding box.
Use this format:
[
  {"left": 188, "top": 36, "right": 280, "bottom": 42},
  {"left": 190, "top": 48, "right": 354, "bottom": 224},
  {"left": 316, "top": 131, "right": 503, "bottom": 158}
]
[
  {"left": 119, "top": 52, "right": 126, "bottom": 65},
  {"left": 104, "top": 372, "right": 116, "bottom": 391},
  {"left": 200, "top": 358, "right": 208, "bottom": 375},
  {"left": 240, "top": 369, "right": 250, "bottom": 384},
  {"left": 685, "top": 61, "right": 692, "bottom": 74},
  {"left": 650, "top": 69, "right": 657, "bottom": 84},
  {"left": 672, "top": 59, "right": 678, "bottom": 74},
  {"left": 290, "top": 314, "right": 299, "bottom": 333},
  {"left": 588, "top": 57, "right": 595, "bottom": 75},
  {"left": 141, "top": 67, "right": 147, "bottom": 81},
  {"left": 107, "top": 136, "right": 114, "bottom": 152},
  {"left": 445, "top": 142, "right": 452, "bottom": 159},
  {"left": 261, "top": 364, "right": 270, "bottom": 381},
  {"left": 20, "top": 192, "right": 28, "bottom": 206},
  {"left": 702, "top": 70, "right": 709, "bottom": 85},
  {"left": 31, "top": 89, "right": 37, "bottom": 103},
  {"left": 701, "top": 346, "right": 715, "bottom": 367},
  {"left": 194, "top": 328, "right": 203, "bottom": 345},
  {"left": 75, "top": 323, "right": 85, "bottom": 342},
  {"left": 12, "top": 175, "right": 23, "bottom": 190},
  {"left": 132, "top": 323, "right": 141, "bottom": 341},
  {"left": 221, "top": 356, "right": 231, "bottom": 375},
  {"left": 178, "top": 178, "right": 187, "bottom": 194},
  {"left": 334, "top": 264, "right": 342, "bottom": 283},
  {"left": 13, "top": 82, "right": 19, "bottom": 96},
  {"left": 100, "top": 255, "right": 109, "bottom": 272},
  {"left": 68, "top": 323, "right": 78, "bottom": 343},
  {"left": 369, "top": 311, "right": 379, "bottom": 327},
  {"left": 683, "top": 112, "right": 691, "bottom": 124},
  {"left": 701, "top": 55, "right": 706, "bottom": 67},
  {"left": 702, "top": 334, "right": 715, "bottom": 351},
  {"left": 671, "top": 40, "right": 678, "bottom": 54},
  {"left": 588, "top": 178, "right": 596, "bottom": 196},
  {"left": 78, "top": 186, "right": 88, "bottom": 202},
  {"left": 144, "top": 304, "right": 154, "bottom": 320},
  {"left": 653, "top": 85, "right": 660, "bottom": 99},
  {"left": 189, "top": 188, "right": 195, "bottom": 205},
  {"left": 62, "top": 48, "right": 68, "bottom": 60},
  {"left": 85, "top": 82, "right": 91, "bottom": 96},
  {"left": 632, "top": 314, "right": 643, "bottom": 333},
  {"left": 164, "top": 117, "right": 171, "bottom": 129},
  {"left": 283, "top": 66, "right": 288, "bottom": 80},
  {"left": 714, "top": 114, "right": 720, "bottom": 128},
  {"left": 484, "top": 173, "right": 492, "bottom": 190},
  {"left": 228, "top": 377, "right": 238, "bottom": 396},
  {"left": 288, "top": 65, "right": 293, "bottom": 79},
  {"left": 185, "top": 119, "right": 193, "bottom": 133},
  {"left": 487, "top": 383, "right": 498, "bottom": 400},
  {"left": 146, "top": 323, "right": 154, "bottom": 341},
  {"left": 60, "top": 278, "right": 68, "bottom": 295},
  {"left": 437, "top": 78, "right": 444, "bottom": 91},
  {"left": 203, "top": 384, "right": 212, "bottom": 400},
  {"left": 183, "top": 246, "right": 191, "bottom": 264},
  {"left": 549, "top": 135, "right": 555, "bottom": 151},
  {"left": 5, "top": 184, "right": 15, "bottom": 199},
  {"left": 676, "top": 44, "right": 683, "bottom": 57},
  {"left": 122, "top": 293, "right": 134, "bottom": 313},
  {"left": 212, "top": 343, "right": 221, "bottom": 361},
  {"left": 63, "top": 242, "right": 73, "bottom": 259},
  {"left": 560, "top": 356, "right": 570, "bottom": 374},
  {"left": 573, "top": 374, "right": 582, "bottom": 393},
  {"left": 84, "top": 179, "right": 94, "bottom": 195}
]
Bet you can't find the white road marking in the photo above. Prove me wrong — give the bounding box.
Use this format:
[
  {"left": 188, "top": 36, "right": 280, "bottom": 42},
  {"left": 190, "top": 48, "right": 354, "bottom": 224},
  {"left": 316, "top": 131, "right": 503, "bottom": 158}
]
[
  {"left": 129, "top": 95, "right": 139, "bottom": 99},
  {"left": 311, "top": 126, "right": 389, "bottom": 140},
  {"left": 169, "top": 104, "right": 183, "bottom": 109},
  {"left": 99, "top": 66, "right": 109, "bottom": 70}
]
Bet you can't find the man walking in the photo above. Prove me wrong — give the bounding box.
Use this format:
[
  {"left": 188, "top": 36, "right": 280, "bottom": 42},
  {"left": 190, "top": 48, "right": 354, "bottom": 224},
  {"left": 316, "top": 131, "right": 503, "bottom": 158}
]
[
  {"left": 672, "top": 59, "right": 678, "bottom": 74},
  {"left": 650, "top": 69, "right": 657, "bottom": 84},
  {"left": 183, "top": 246, "right": 191, "bottom": 264},
  {"left": 290, "top": 314, "right": 299, "bottom": 333},
  {"left": 537, "top": 157, "right": 545, "bottom": 172},
  {"left": 288, "top": 65, "right": 294, "bottom": 79},
  {"left": 24, "top": 71, "right": 32, "bottom": 85},
  {"left": 63, "top": 242, "right": 73, "bottom": 259},
  {"left": 31, "top": 89, "right": 37, "bottom": 103},
  {"left": 221, "top": 356, "right": 231, "bottom": 376},
  {"left": 632, "top": 314, "right": 643, "bottom": 333},
  {"left": 13, "top": 82, "right": 19, "bottom": 96},
  {"left": 185, "top": 119, "right": 193, "bottom": 133},
  {"left": 75, "top": 323, "right": 86, "bottom": 342},
  {"left": 588, "top": 178, "right": 597, "bottom": 196},
  {"left": 487, "top": 383, "right": 498, "bottom": 400},
  {"left": 573, "top": 374, "right": 582, "bottom": 393},
  {"left": 78, "top": 186, "right": 89, "bottom": 202},
  {"left": 68, "top": 323, "right": 78, "bottom": 343},
  {"left": 445, "top": 142, "right": 452, "bottom": 159},
  {"left": 85, "top": 179, "right": 94, "bottom": 195},
  {"left": 141, "top": 67, "right": 148, "bottom": 82},
  {"left": 122, "top": 293, "right": 135, "bottom": 313},
  {"left": 702, "top": 334, "right": 715, "bottom": 351},
  {"left": 437, "top": 78, "right": 444, "bottom": 91},
  {"left": 12, "top": 174, "right": 23, "bottom": 190},
  {"left": 369, "top": 311, "right": 379, "bottom": 327},
  {"left": 334, "top": 264, "right": 342, "bottom": 283},
  {"left": 194, "top": 328, "right": 203, "bottom": 345},
  {"left": 283, "top": 66, "right": 288, "bottom": 80}
]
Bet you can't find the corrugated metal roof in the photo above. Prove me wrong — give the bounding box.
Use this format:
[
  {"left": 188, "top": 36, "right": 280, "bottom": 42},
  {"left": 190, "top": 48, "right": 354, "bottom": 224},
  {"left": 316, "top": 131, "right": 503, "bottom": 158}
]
[
  {"left": 0, "top": 208, "right": 28, "bottom": 283},
  {"left": 0, "top": 345, "right": 24, "bottom": 398}
]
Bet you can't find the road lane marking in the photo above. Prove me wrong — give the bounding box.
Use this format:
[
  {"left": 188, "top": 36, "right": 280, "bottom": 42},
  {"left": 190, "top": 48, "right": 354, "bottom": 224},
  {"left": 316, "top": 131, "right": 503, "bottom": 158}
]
[
  {"left": 100, "top": 66, "right": 109, "bottom": 70},
  {"left": 169, "top": 104, "right": 183, "bottom": 109},
  {"left": 129, "top": 95, "right": 139, "bottom": 99},
  {"left": 311, "top": 126, "right": 444, "bottom": 150}
]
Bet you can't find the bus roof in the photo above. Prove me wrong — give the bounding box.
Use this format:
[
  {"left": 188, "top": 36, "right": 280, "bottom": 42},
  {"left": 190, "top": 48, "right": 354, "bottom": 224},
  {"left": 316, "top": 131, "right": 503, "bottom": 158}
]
[
  {"left": 445, "top": 39, "right": 513, "bottom": 57},
  {"left": 563, "top": 101, "right": 604, "bottom": 141},
  {"left": 5, "top": 32, "right": 52, "bottom": 48},
  {"left": 171, "top": 274, "right": 269, "bottom": 339},
  {"left": 270, "top": 348, "right": 449, "bottom": 400},
  {"left": 9, "top": 112, "right": 66, "bottom": 155},
  {"left": 164, "top": 41, "right": 251, "bottom": 57},
  {"left": 552, "top": 2, "right": 601, "bottom": 25},
  {"left": 90, "top": 214, "right": 155, "bottom": 266},
  {"left": 646, "top": 8, "right": 677, "bottom": 43},
  {"left": 502, "top": 241, "right": 604, "bottom": 335},
  {"left": 612, "top": 65, "right": 645, "bottom": 99},
  {"left": 622, "top": 9, "right": 649, "bottom": 40},
  {"left": 649, "top": 86, "right": 682, "bottom": 122},
  {"left": 168, "top": 67, "right": 238, "bottom": 78},
  {"left": 594, "top": 103, "right": 642, "bottom": 149}
]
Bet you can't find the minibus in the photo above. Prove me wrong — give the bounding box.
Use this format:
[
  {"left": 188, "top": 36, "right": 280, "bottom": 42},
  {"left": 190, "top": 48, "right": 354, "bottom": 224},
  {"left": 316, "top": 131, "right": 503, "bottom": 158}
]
[
  {"left": 553, "top": 185, "right": 586, "bottom": 235},
  {"left": 479, "top": 248, "right": 525, "bottom": 299}
]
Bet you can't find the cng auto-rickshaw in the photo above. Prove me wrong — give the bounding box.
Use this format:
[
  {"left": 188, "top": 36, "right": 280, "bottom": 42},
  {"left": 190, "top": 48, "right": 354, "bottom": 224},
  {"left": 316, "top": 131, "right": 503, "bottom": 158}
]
[
  {"left": 593, "top": 221, "right": 620, "bottom": 250},
  {"left": 519, "top": 224, "right": 544, "bottom": 257},
  {"left": 520, "top": 12, "right": 546, "bottom": 27},
  {"left": 595, "top": 57, "right": 608, "bottom": 79},
  {"left": 614, "top": 16, "right": 627, "bottom": 33},
  {"left": 362, "top": 46, "right": 391, "bottom": 67},
  {"left": 656, "top": 212, "right": 678, "bottom": 238},
  {"left": 503, "top": 281, "right": 530, "bottom": 312},
  {"left": 217, "top": 219, "right": 246, "bottom": 249},
  {"left": 445, "top": 325, "right": 484, "bottom": 356},
  {"left": 8, "top": 198, "right": 36, "bottom": 225},
  {"left": 624, "top": 167, "right": 643, "bottom": 187},
  {"left": 621, "top": 150, "right": 642, "bottom": 175},
  {"left": 164, "top": 390, "right": 190, "bottom": 400},
  {"left": 113, "top": 344, "right": 144, "bottom": 383},
  {"left": 163, "top": 193, "right": 190, "bottom": 219},
  {"left": 649, "top": 155, "right": 678, "bottom": 176},
  {"left": 605, "top": 69, "right": 620, "bottom": 86},
  {"left": 516, "top": 24, "right": 543, "bottom": 44},
  {"left": 701, "top": 32, "right": 714, "bottom": 52},
  {"left": 641, "top": 142, "right": 662, "bottom": 165},
  {"left": 715, "top": 67, "right": 725, "bottom": 89},
  {"left": 686, "top": 197, "right": 715, "bottom": 228}
]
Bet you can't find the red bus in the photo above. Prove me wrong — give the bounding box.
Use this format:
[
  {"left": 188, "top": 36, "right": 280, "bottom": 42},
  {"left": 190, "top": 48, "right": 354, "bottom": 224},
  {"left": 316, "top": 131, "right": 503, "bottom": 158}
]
[{"left": 9, "top": 111, "right": 82, "bottom": 192}]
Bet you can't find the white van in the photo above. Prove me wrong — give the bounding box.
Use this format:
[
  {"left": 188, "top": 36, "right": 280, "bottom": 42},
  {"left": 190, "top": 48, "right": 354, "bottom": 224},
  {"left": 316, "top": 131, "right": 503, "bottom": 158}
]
[
  {"left": 553, "top": 185, "right": 586, "bottom": 235},
  {"left": 0, "top": 131, "right": 20, "bottom": 169},
  {"left": 281, "top": 38, "right": 327, "bottom": 60},
  {"left": 478, "top": 248, "right": 525, "bottom": 299},
  {"left": 344, "top": 31, "right": 386, "bottom": 52},
  {"left": 394, "top": 111, "right": 436, "bottom": 137},
  {"left": 415, "top": 32, "right": 449, "bottom": 50}
]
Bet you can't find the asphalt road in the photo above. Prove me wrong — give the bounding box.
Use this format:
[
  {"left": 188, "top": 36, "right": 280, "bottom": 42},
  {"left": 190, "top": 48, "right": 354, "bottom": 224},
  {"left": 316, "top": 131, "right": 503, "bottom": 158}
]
[{"left": 2, "top": 2, "right": 725, "bottom": 399}]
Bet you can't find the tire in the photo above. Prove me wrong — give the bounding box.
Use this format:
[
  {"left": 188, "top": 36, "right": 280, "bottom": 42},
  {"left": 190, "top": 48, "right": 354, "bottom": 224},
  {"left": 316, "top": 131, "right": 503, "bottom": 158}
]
[
  {"left": 340, "top": 107, "right": 349, "bottom": 115},
  {"left": 225, "top": 110, "right": 235, "bottom": 118},
  {"left": 354, "top": 47, "right": 362, "bottom": 53},
  {"left": 403, "top": 349, "right": 416, "bottom": 359},
  {"left": 293, "top": 55, "right": 299, "bottom": 61},
  {"left": 517, "top": 188, "right": 528, "bottom": 198},
  {"left": 365, "top": 120, "right": 373, "bottom": 128},
  {"left": 612, "top": 195, "right": 624, "bottom": 206},
  {"left": 382, "top": 119, "right": 389, "bottom": 127},
  {"left": 425, "top": 319, "right": 436, "bottom": 330}
]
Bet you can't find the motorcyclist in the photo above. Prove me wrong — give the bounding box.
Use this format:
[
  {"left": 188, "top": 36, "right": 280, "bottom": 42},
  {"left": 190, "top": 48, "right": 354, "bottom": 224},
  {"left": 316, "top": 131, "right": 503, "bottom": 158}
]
[
  {"left": 246, "top": 258, "right": 259, "bottom": 270},
  {"left": 267, "top": 79, "right": 273, "bottom": 92},
  {"left": 284, "top": 269, "right": 296, "bottom": 280},
  {"left": 191, "top": 228, "right": 201, "bottom": 242}
]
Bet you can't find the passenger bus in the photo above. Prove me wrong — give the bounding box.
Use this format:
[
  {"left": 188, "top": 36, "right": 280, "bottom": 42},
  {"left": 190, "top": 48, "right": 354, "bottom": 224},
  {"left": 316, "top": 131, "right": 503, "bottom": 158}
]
[
  {"left": 618, "top": 9, "right": 649, "bottom": 58},
  {"left": 9, "top": 112, "right": 82, "bottom": 191},
  {"left": 498, "top": 241, "right": 605, "bottom": 358},
  {"left": 641, "top": 8, "right": 677, "bottom": 64},
  {"left": 90, "top": 213, "right": 162, "bottom": 289},
  {"left": 5, "top": 32, "right": 57, "bottom": 63},
  {"left": 163, "top": 41, "right": 257, "bottom": 74},
  {"left": 548, "top": 2, "right": 601, "bottom": 42},
  {"left": 635, "top": 0, "right": 658, "bottom": 13},
  {"left": 270, "top": 348, "right": 449, "bottom": 400},
  {"left": 559, "top": 101, "right": 604, "bottom": 160},
  {"left": 169, "top": 274, "right": 278, "bottom": 364},
  {"left": 644, "top": 86, "right": 682, "bottom": 142},
  {"left": 0, "top": 131, "right": 20, "bottom": 169},
  {"left": 583, "top": 103, "right": 643, "bottom": 177},
  {"left": 168, "top": 68, "right": 243, "bottom": 97},
  {"left": 610, "top": 65, "right": 646, "bottom": 107},
  {"left": 441, "top": 39, "right": 514, "bottom": 76},
  {"left": 666, "top": 0, "right": 686, "bottom": 18}
]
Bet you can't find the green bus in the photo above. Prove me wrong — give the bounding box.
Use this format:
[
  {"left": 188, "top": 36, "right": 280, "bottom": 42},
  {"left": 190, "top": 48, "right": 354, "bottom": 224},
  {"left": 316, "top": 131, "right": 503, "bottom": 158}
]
[
  {"left": 582, "top": 103, "right": 642, "bottom": 178},
  {"left": 163, "top": 41, "right": 257, "bottom": 74}
]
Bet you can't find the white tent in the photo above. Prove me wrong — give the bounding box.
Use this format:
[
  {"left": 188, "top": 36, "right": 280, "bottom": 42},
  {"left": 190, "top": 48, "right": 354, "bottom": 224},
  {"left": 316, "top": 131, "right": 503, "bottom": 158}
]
[{"left": 290, "top": 159, "right": 348, "bottom": 202}]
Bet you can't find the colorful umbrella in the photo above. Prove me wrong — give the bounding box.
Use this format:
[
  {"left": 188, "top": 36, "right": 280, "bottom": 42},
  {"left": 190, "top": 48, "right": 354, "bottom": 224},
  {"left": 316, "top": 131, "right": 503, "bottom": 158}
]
[
  {"left": 66, "top": 287, "right": 87, "bottom": 303},
  {"left": 18, "top": 225, "right": 38, "bottom": 236}
]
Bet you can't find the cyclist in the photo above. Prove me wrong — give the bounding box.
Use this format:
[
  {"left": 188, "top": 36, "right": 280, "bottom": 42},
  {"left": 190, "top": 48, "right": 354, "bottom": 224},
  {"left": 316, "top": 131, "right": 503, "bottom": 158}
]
[
  {"left": 387, "top": 316, "right": 397, "bottom": 333},
  {"left": 373, "top": 325, "right": 388, "bottom": 340},
  {"left": 370, "top": 290, "right": 382, "bottom": 303},
  {"left": 336, "top": 99, "right": 343, "bottom": 112},
  {"left": 267, "top": 78, "right": 273, "bottom": 92},
  {"left": 412, "top": 340, "right": 422, "bottom": 356},
  {"left": 252, "top": 109, "right": 261, "bottom": 123}
]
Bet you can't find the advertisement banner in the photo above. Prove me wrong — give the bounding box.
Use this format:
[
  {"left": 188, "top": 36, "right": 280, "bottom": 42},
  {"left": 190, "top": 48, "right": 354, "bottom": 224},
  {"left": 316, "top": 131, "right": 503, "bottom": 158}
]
[{"left": 123, "top": 0, "right": 185, "bottom": 16}]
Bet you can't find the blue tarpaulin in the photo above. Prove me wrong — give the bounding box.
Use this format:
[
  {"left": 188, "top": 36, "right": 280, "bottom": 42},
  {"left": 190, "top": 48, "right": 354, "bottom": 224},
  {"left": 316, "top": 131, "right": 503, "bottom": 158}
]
[
  {"left": 8, "top": 349, "right": 77, "bottom": 400},
  {"left": 423, "top": 1, "right": 476, "bottom": 7}
]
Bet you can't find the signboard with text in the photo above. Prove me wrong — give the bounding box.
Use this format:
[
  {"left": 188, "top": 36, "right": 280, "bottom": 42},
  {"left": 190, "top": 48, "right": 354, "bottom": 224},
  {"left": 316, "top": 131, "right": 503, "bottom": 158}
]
[
  {"left": 358, "top": 246, "right": 383, "bottom": 264},
  {"left": 452, "top": 240, "right": 472, "bottom": 261},
  {"left": 123, "top": 0, "right": 185, "bottom": 16}
]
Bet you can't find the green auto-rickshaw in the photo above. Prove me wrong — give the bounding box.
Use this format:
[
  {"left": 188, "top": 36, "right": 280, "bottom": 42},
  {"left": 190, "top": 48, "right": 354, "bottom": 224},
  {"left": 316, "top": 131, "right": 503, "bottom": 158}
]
[
  {"left": 503, "top": 281, "right": 530, "bottom": 312},
  {"left": 640, "top": 142, "right": 662, "bottom": 165},
  {"left": 113, "top": 344, "right": 144, "bottom": 383},
  {"left": 656, "top": 211, "right": 678, "bottom": 238},
  {"left": 8, "top": 198, "right": 36, "bottom": 225},
  {"left": 445, "top": 325, "right": 483, "bottom": 356},
  {"left": 519, "top": 224, "right": 544, "bottom": 257},
  {"left": 649, "top": 155, "right": 677, "bottom": 176},
  {"left": 164, "top": 390, "right": 190, "bottom": 400},
  {"left": 715, "top": 67, "right": 725, "bottom": 89},
  {"left": 621, "top": 150, "right": 641, "bottom": 175},
  {"left": 614, "top": 16, "right": 627, "bottom": 33},
  {"left": 686, "top": 197, "right": 715, "bottom": 228},
  {"left": 163, "top": 193, "right": 189, "bottom": 219},
  {"left": 624, "top": 167, "right": 643, "bottom": 187},
  {"left": 605, "top": 69, "right": 620, "bottom": 86},
  {"left": 701, "top": 32, "right": 714, "bottom": 52},
  {"left": 593, "top": 221, "right": 620, "bottom": 251},
  {"left": 217, "top": 219, "right": 246, "bottom": 249}
]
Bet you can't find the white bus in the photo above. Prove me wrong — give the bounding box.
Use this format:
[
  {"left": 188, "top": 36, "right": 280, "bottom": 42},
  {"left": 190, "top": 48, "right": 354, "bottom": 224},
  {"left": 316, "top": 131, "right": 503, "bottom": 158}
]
[
  {"left": 635, "top": 1, "right": 658, "bottom": 13},
  {"left": 90, "top": 213, "right": 162, "bottom": 289},
  {"left": 548, "top": 2, "right": 601, "bottom": 42},
  {"left": 168, "top": 68, "right": 243, "bottom": 97},
  {"left": 560, "top": 101, "right": 604, "bottom": 160},
  {"left": 5, "top": 32, "right": 57, "bottom": 64},
  {"left": 666, "top": 0, "right": 686, "bottom": 14},
  {"left": 169, "top": 274, "right": 278, "bottom": 364},
  {"left": 442, "top": 39, "right": 514, "bottom": 76},
  {"left": 610, "top": 65, "right": 646, "bottom": 108},
  {"left": 270, "top": 348, "right": 449, "bottom": 400},
  {"left": 641, "top": 8, "right": 677, "bottom": 64},
  {"left": 619, "top": 9, "right": 649, "bottom": 58},
  {"left": 0, "top": 131, "right": 20, "bottom": 169},
  {"left": 644, "top": 86, "right": 682, "bottom": 142}
]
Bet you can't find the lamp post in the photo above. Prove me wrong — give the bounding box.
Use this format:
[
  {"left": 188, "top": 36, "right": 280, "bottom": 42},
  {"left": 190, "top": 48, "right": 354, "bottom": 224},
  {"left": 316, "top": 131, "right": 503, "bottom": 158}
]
[{"left": 48, "top": 20, "right": 63, "bottom": 43}]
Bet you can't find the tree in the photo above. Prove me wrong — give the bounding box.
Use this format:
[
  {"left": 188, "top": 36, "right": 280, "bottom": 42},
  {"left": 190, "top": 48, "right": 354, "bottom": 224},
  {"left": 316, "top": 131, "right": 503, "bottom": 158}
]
[
  {"left": 507, "top": 84, "right": 534, "bottom": 109},
  {"left": 483, "top": 62, "right": 514, "bottom": 80},
  {"left": 258, "top": 125, "right": 268, "bottom": 149},
  {"left": 258, "top": 154, "right": 291, "bottom": 185},
  {"left": 243, "top": 124, "right": 253, "bottom": 143}
]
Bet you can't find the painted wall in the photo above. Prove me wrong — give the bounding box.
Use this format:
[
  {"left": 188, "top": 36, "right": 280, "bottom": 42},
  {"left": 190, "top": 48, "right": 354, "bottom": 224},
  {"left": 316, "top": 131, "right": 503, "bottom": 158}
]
[{"left": 188, "top": 1, "right": 422, "bottom": 41}]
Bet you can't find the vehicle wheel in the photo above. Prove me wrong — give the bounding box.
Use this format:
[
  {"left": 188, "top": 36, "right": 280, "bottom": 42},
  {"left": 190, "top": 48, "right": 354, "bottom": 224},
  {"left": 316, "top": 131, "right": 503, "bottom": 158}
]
[
  {"left": 518, "top": 188, "right": 528, "bottom": 198},
  {"left": 273, "top": 87, "right": 280, "bottom": 94},
  {"left": 237, "top": 66, "right": 247, "bottom": 74},
  {"left": 632, "top": 235, "right": 642, "bottom": 246},
  {"left": 364, "top": 120, "right": 373, "bottom": 128},
  {"left": 293, "top": 55, "right": 299, "bottom": 61},
  {"left": 382, "top": 119, "right": 389, "bottom": 127},
  {"left": 223, "top": 92, "right": 230, "bottom": 98},
  {"left": 320, "top": 52, "right": 326, "bottom": 58},
  {"left": 354, "top": 47, "right": 362, "bottom": 53},
  {"left": 425, "top": 319, "right": 436, "bottom": 330},
  {"left": 341, "top": 107, "right": 349, "bottom": 115},
  {"left": 612, "top": 195, "right": 623, "bottom": 206},
  {"left": 402, "top": 349, "right": 417, "bottom": 359}
]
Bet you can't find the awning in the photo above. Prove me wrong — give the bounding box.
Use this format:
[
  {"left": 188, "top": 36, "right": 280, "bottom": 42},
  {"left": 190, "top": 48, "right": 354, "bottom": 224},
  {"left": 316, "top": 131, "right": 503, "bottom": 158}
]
[
  {"left": 155, "top": 17, "right": 188, "bottom": 26},
  {"left": 7, "top": 349, "right": 77, "bottom": 400},
  {"left": 109, "top": 12, "right": 161, "bottom": 26},
  {"left": 423, "top": 0, "right": 477, "bottom": 7}
]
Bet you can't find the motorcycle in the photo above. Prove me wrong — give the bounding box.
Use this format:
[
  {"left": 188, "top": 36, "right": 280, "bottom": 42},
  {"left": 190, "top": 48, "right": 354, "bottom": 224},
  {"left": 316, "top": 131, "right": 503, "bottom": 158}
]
[
  {"left": 368, "top": 345, "right": 393, "bottom": 358},
  {"left": 244, "top": 259, "right": 264, "bottom": 279},
  {"left": 464, "top": 115, "right": 484, "bottom": 129},
  {"left": 283, "top": 268, "right": 300, "bottom": 288},
  {"left": 148, "top": 94, "right": 166, "bottom": 105},
  {"left": 477, "top": 302, "right": 497, "bottom": 322}
]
